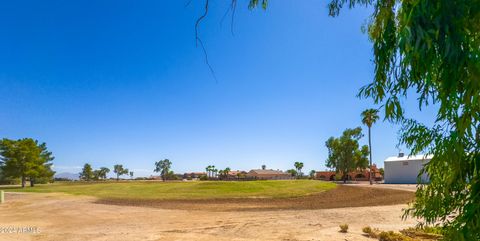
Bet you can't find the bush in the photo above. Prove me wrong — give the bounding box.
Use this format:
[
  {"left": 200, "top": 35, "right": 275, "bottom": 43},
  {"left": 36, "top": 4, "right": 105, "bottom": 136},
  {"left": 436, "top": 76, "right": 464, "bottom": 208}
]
[
  {"left": 362, "top": 226, "right": 380, "bottom": 238},
  {"left": 400, "top": 227, "right": 443, "bottom": 240},
  {"left": 378, "top": 231, "right": 412, "bottom": 241},
  {"left": 339, "top": 224, "right": 349, "bottom": 233},
  {"left": 34, "top": 176, "right": 53, "bottom": 184},
  {"left": 362, "top": 226, "right": 372, "bottom": 234},
  {"left": 199, "top": 175, "right": 208, "bottom": 181},
  {"left": 0, "top": 177, "right": 20, "bottom": 185},
  {"left": 361, "top": 226, "right": 442, "bottom": 241}
]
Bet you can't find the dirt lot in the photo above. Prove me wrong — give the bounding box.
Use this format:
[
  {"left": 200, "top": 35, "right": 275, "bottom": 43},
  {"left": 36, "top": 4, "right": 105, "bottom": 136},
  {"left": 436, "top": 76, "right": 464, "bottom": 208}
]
[
  {"left": 96, "top": 185, "right": 414, "bottom": 211},
  {"left": 0, "top": 186, "right": 418, "bottom": 241}
]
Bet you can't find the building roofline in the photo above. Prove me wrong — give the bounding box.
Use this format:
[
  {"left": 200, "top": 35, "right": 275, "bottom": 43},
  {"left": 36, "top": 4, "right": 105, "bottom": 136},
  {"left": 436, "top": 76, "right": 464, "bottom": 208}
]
[{"left": 384, "top": 154, "right": 433, "bottom": 162}]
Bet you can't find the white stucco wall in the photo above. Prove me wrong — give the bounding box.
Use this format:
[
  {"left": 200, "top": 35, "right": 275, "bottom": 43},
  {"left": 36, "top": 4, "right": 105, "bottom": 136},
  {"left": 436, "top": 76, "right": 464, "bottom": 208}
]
[{"left": 384, "top": 156, "right": 430, "bottom": 184}]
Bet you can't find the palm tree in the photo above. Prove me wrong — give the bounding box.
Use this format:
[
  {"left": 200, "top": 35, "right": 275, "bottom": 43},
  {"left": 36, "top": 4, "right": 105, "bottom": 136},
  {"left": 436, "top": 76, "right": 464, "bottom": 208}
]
[
  {"left": 205, "top": 165, "right": 212, "bottom": 179},
  {"left": 224, "top": 167, "right": 231, "bottom": 179},
  {"left": 218, "top": 170, "right": 224, "bottom": 180},
  {"left": 212, "top": 167, "right": 217, "bottom": 179},
  {"left": 294, "top": 162, "right": 304, "bottom": 179},
  {"left": 361, "top": 108, "right": 380, "bottom": 185}
]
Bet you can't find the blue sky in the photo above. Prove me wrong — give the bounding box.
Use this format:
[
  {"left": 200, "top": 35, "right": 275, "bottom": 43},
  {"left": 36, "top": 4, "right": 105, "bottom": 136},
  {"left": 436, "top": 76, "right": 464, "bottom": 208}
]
[{"left": 0, "top": 1, "right": 437, "bottom": 177}]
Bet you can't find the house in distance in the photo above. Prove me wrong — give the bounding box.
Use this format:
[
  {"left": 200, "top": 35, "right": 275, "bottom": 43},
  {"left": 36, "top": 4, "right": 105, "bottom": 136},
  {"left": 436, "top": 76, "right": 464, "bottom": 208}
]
[{"left": 246, "top": 169, "right": 292, "bottom": 180}]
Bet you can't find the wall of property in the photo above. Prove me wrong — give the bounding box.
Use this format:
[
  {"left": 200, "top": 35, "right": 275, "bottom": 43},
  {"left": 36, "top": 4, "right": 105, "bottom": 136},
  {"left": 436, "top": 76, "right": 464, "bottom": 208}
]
[{"left": 384, "top": 159, "right": 429, "bottom": 184}]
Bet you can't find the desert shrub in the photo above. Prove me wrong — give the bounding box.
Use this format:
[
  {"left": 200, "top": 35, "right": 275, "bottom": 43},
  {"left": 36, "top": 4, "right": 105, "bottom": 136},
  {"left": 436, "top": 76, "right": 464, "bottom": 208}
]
[
  {"left": 419, "top": 226, "right": 443, "bottom": 235},
  {"left": 362, "top": 226, "right": 380, "bottom": 238},
  {"left": 339, "top": 224, "right": 349, "bottom": 233},
  {"left": 400, "top": 227, "right": 443, "bottom": 240},
  {"left": 378, "top": 231, "right": 412, "bottom": 241},
  {"left": 363, "top": 226, "right": 372, "bottom": 234}
]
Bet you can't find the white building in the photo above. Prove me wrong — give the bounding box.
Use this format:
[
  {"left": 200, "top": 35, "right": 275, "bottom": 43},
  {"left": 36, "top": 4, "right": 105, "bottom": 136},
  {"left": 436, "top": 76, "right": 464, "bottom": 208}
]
[{"left": 384, "top": 153, "right": 431, "bottom": 184}]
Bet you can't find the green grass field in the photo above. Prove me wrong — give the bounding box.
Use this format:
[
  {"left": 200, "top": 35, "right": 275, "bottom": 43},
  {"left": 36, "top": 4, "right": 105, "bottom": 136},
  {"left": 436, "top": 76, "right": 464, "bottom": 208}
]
[{"left": 4, "top": 180, "right": 336, "bottom": 200}]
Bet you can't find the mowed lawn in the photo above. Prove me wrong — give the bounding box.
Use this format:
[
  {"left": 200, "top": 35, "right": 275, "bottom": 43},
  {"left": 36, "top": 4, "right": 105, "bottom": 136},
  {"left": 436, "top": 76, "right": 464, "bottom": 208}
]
[{"left": 5, "top": 180, "right": 336, "bottom": 200}]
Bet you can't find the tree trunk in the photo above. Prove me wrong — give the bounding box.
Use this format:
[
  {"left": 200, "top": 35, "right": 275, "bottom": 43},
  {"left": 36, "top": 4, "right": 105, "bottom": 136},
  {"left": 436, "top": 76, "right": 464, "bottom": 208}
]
[
  {"left": 21, "top": 176, "right": 26, "bottom": 188},
  {"left": 369, "top": 126, "right": 373, "bottom": 185},
  {"left": 30, "top": 177, "right": 35, "bottom": 187}
]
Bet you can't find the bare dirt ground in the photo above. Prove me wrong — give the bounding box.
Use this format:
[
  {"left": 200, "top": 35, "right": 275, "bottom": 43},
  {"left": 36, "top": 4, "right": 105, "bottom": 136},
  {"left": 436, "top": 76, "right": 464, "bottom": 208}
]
[
  {"left": 0, "top": 186, "right": 418, "bottom": 241},
  {"left": 96, "top": 185, "right": 414, "bottom": 211},
  {"left": 344, "top": 183, "right": 419, "bottom": 192}
]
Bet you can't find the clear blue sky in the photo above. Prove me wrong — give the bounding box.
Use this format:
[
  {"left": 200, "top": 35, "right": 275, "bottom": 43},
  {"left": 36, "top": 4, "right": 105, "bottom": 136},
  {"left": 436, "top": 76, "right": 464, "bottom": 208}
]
[{"left": 0, "top": 1, "right": 437, "bottom": 177}]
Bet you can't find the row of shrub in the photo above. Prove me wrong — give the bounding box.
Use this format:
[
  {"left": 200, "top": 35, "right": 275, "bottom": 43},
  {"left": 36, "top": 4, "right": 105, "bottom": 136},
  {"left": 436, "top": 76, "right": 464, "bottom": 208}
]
[{"left": 338, "top": 224, "right": 443, "bottom": 241}]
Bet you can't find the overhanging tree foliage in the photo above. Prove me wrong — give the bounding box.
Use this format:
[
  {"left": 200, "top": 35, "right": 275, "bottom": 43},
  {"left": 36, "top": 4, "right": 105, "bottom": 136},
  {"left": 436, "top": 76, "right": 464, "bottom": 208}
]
[
  {"left": 328, "top": 1, "right": 480, "bottom": 239},
  {"left": 0, "top": 138, "right": 55, "bottom": 188},
  {"left": 325, "top": 127, "right": 369, "bottom": 183}
]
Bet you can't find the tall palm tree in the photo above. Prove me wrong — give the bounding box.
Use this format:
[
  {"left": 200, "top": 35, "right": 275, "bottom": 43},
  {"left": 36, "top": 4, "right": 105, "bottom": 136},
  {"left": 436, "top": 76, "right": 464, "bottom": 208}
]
[
  {"left": 361, "top": 108, "right": 380, "bottom": 185},
  {"left": 212, "top": 167, "right": 218, "bottom": 179},
  {"left": 205, "top": 165, "right": 211, "bottom": 178}
]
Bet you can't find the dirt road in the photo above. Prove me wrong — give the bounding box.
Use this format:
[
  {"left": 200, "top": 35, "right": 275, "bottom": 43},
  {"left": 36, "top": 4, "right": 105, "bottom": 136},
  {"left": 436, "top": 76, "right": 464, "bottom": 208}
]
[{"left": 0, "top": 191, "right": 418, "bottom": 241}]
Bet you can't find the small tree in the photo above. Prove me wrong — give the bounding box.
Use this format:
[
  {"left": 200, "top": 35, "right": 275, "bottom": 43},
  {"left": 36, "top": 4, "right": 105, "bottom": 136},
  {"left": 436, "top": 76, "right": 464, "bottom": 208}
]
[
  {"left": 286, "top": 169, "right": 297, "bottom": 177},
  {"left": 261, "top": 164, "right": 266, "bottom": 170},
  {"left": 99, "top": 167, "right": 110, "bottom": 180},
  {"left": 0, "top": 138, "right": 55, "bottom": 188},
  {"left": 79, "top": 163, "right": 94, "bottom": 181},
  {"left": 309, "top": 170, "right": 316, "bottom": 179},
  {"left": 129, "top": 171, "right": 134, "bottom": 180},
  {"left": 92, "top": 167, "right": 110, "bottom": 181},
  {"left": 113, "top": 164, "right": 129, "bottom": 181},
  {"left": 154, "top": 159, "right": 172, "bottom": 181},
  {"left": 325, "top": 127, "right": 369, "bottom": 183},
  {"left": 92, "top": 170, "right": 101, "bottom": 181}
]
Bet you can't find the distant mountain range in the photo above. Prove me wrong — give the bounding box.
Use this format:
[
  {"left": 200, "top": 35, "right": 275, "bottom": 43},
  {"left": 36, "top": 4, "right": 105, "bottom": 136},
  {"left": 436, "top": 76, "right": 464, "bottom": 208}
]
[{"left": 55, "top": 172, "right": 79, "bottom": 180}]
